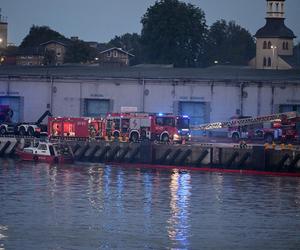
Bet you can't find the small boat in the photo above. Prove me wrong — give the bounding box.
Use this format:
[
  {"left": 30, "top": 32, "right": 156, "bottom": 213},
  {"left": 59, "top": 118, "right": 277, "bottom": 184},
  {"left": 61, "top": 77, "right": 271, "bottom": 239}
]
[{"left": 16, "top": 141, "right": 74, "bottom": 164}]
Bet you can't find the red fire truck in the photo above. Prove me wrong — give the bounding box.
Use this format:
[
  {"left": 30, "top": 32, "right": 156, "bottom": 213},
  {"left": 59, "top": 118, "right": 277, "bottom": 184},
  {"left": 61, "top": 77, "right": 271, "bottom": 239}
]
[
  {"left": 280, "top": 116, "right": 300, "bottom": 142},
  {"left": 193, "top": 112, "right": 299, "bottom": 143},
  {"left": 227, "top": 113, "right": 300, "bottom": 143},
  {"left": 102, "top": 112, "right": 191, "bottom": 143},
  {"left": 48, "top": 117, "right": 103, "bottom": 139}
]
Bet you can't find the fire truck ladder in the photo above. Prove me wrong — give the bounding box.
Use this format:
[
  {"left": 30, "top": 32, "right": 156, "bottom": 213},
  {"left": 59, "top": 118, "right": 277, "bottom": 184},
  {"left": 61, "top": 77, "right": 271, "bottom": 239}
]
[{"left": 192, "top": 112, "right": 297, "bottom": 131}]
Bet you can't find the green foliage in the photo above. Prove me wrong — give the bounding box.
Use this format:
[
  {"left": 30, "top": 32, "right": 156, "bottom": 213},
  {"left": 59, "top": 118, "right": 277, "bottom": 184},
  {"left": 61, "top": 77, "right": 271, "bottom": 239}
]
[
  {"left": 206, "top": 20, "right": 255, "bottom": 65},
  {"left": 64, "top": 40, "right": 97, "bottom": 63},
  {"left": 20, "top": 25, "right": 67, "bottom": 48},
  {"left": 141, "top": 0, "right": 208, "bottom": 67},
  {"left": 0, "top": 45, "right": 18, "bottom": 56},
  {"left": 108, "top": 33, "right": 142, "bottom": 65},
  {"left": 43, "top": 49, "right": 56, "bottom": 65}
]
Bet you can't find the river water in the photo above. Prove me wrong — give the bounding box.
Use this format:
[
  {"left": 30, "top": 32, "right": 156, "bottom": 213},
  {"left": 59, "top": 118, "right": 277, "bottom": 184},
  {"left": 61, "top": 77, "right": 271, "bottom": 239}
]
[{"left": 1, "top": 159, "right": 300, "bottom": 250}]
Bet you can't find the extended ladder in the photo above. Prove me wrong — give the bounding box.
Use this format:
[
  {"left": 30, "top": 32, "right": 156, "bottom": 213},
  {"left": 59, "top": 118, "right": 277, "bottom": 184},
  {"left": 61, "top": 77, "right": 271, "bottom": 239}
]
[{"left": 192, "top": 112, "right": 297, "bottom": 131}]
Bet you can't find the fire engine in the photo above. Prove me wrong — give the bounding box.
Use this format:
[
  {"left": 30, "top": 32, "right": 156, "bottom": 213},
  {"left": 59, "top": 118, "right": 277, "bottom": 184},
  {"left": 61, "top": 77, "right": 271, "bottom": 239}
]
[
  {"left": 280, "top": 115, "right": 300, "bottom": 142},
  {"left": 48, "top": 117, "right": 103, "bottom": 139},
  {"left": 193, "top": 112, "right": 299, "bottom": 143},
  {"left": 103, "top": 112, "right": 191, "bottom": 143}
]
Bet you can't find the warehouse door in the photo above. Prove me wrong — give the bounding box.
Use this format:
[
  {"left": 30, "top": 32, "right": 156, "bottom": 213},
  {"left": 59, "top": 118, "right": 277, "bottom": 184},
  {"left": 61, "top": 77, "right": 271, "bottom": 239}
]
[
  {"left": 179, "top": 101, "right": 206, "bottom": 126},
  {"left": 84, "top": 99, "right": 110, "bottom": 117},
  {"left": 0, "top": 96, "right": 21, "bottom": 123},
  {"left": 279, "top": 104, "right": 300, "bottom": 113}
]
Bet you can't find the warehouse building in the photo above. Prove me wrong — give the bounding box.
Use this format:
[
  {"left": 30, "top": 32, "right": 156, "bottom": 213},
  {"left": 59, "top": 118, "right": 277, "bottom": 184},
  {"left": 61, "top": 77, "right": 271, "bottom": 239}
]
[{"left": 0, "top": 66, "right": 300, "bottom": 127}]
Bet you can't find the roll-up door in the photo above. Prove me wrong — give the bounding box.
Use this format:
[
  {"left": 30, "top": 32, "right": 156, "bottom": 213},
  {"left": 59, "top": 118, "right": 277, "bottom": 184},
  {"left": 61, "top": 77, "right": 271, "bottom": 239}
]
[
  {"left": 84, "top": 99, "right": 110, "bottom": 117},
  {"left": 0, "top": 96, "right": 21, "bottom": 123}
]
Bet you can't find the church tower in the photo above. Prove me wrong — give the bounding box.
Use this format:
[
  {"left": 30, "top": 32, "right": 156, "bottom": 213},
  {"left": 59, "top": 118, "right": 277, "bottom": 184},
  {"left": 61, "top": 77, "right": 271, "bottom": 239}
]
[
  {"left": 0, "top": 8, "right": 8, "bottom": 49},
  {"left": 254, "top": 0, "right": 296, "bottom": 70}
]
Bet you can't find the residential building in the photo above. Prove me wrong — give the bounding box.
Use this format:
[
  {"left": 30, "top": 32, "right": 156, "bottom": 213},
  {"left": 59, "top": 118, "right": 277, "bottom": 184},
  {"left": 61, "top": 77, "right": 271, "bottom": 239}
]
[
  {"left": 99, "top": 47, "right": 134, "bottom": 67},
  {"left": 15, "top": 47, "right": 44, "bottom": 66},
  {"left": 40, "top": 40, "right": 68, "bottom": 65}
]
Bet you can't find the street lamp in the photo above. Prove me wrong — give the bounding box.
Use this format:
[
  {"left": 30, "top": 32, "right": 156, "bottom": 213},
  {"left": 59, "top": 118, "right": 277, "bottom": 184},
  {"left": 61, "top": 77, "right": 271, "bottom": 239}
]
[{"left": 271, "top": 45, "right": 277, "bottom": 69}]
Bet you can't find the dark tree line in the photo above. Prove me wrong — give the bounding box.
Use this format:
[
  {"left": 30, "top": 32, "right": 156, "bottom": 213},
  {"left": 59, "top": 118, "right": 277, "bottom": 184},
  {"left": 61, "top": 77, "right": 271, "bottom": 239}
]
[{"left": 18, "top": 0, "right": 259, "bottom": 67}]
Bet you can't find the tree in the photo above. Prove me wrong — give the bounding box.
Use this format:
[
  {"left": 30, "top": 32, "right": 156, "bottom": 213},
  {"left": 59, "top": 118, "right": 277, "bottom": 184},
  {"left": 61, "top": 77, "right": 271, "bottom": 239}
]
[
  {"left": 295, "top": 42, "right": 300, "bottom": 65},
  {"left": 64, "top": 40, "right": 97, "bottom": 63},
  {"left": 141, "top": 0, "right": 208, "bottom": 67},
  {"left": 20, "top": 25, "right": 67, "bottom": 48},
  {"left": 207, "top": 20, "right": 255, "bottom": 65},
  {"left": 108, "top": 33, "right": 142, "bottom": 65},
  {"left": 43, "top": 49, "right": 56, "bottom": 65}
]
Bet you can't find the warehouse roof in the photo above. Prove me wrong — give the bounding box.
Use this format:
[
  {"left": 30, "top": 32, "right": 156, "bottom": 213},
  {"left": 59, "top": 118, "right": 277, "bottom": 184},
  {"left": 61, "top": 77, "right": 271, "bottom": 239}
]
[{"left": 0, "top": 65, "right": 299, "bottom": 81}]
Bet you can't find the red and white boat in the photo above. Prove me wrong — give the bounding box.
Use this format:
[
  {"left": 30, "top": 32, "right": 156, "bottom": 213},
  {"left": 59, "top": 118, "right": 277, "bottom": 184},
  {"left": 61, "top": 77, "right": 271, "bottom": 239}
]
[{"left": 16, "top": 141, "right": 74, "bottom": 164}]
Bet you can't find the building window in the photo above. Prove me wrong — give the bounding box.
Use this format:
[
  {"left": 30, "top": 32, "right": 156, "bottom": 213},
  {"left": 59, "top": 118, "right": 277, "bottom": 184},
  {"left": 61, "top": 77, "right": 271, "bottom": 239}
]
[
  {"left": 107, "top": 51, "right": 112, "bottom": 57},
  {"left": 268, "top": 41, "right": 272, "bottom": 49},
  {"left": 263, "top": 41, "right": 267, "bottom": 49},
  {"left": 282, "top": 42, "right": 286, "bottom": 50},
  {"left": 113, "top": 51, "right": 117, "bottom": 57},
  {"left": 276, "top": 3, "right": 279, "bottom": 12},
  {"left": 263, "top": 57, "right": 267, "bottom": 67},
  {"left": 268, "top": 57, "right": 271, "bottom": 67},
  {"left": 286, "top": 42, "right": 289, "bottom": 50}
]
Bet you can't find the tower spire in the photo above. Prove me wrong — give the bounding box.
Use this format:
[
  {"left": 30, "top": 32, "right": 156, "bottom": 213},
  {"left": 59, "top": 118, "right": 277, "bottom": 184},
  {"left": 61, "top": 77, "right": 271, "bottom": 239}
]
[{"left": 266, "top": 0, "right": 285, "bottom": 19}]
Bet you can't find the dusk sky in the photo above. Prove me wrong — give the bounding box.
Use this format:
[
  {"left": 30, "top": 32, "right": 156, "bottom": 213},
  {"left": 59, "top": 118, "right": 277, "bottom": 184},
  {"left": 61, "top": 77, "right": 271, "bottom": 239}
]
[{"left": 1, "top": 0, "right": 300, "bottom": 46}]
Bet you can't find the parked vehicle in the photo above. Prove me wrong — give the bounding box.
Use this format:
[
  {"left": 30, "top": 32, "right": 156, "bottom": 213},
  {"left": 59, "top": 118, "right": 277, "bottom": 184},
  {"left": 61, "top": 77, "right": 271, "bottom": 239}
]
[
  {"left": 193, "top": 112, "right": 298, "bottom": 143},
  {"left": 0, "top": 105, "right": 52, "bottom": 136},
  {"left": 280, "top": 116, "right": 300, "bottom": 142},
  {"left": 48, "top": 117, "right": 103, "bottom": 139},
  {"left": 102, "top": 112, "right": 191, "bottom": 143}
]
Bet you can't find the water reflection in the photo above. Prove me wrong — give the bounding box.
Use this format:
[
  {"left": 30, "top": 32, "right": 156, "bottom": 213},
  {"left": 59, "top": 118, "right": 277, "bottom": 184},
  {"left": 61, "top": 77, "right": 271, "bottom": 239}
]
[
  {"left": 0, "top": 225, "right": 8, "bottom": 250},
  {"left": 168, "top": 170, "right": 191, "bottom": 249},
  {"left": 1, "top": 159, "right": 300, "bottom": 249}
]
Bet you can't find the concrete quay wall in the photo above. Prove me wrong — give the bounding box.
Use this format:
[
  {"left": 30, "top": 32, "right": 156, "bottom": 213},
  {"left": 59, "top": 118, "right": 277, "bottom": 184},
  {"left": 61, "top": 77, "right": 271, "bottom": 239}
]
[{"left": 1, "top": 137, "right": 300, "bottom": 174}]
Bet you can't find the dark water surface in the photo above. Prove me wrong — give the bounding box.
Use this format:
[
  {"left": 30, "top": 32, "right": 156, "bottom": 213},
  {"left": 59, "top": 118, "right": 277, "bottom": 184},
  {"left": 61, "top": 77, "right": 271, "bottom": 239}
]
[{"left": 1, "top": 159, "right": 300, "bottom": 250}]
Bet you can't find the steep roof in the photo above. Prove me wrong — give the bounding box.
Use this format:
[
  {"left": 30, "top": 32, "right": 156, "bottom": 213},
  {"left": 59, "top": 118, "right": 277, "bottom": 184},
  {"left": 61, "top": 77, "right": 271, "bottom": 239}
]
[
  {"left": 40, "top": 40, "right": 70, "bottom": 47},
  {"left": 255, "top": 18, "right": 296, "bottom": 39},
  {"left": 99, "top": 47, "right": 134, "bottom": 57}
]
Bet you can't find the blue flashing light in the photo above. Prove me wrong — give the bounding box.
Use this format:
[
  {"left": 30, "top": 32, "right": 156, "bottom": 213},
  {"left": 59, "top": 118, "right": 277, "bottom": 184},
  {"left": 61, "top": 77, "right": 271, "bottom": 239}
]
[
  {"left": 183, "top": 115, "right": 189, "bottom": 118},
  {"left": 158, "top": 113, "right": 163, "bottom": 116}
]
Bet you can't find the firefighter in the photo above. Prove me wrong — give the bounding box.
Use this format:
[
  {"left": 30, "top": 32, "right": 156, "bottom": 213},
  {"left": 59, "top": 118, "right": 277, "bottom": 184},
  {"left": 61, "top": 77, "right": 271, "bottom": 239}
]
[{"left": 273, "top": 122, "right": 282, "bottom": 141}]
